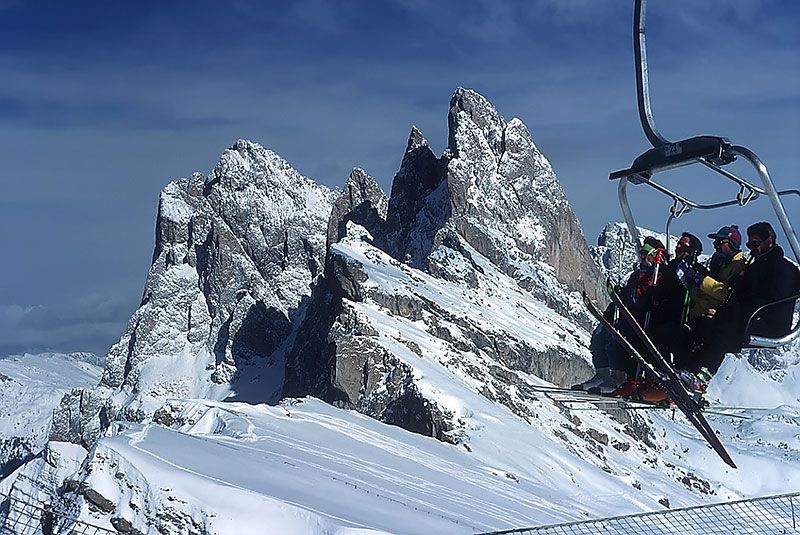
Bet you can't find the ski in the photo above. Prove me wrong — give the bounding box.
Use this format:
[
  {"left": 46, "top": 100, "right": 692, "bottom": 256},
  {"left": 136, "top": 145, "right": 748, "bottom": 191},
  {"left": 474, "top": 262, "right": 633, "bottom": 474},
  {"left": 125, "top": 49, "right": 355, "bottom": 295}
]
[
  {"left": 598, "top": 284, "right": 737, "bottom": 468},
  {"left": 581, "top": 293, "right": 671, "bottom": 389},
  {"left": 522, "top": 383, "right": 672, "bottom": 407},
  {"left": 522, "top": 381, "right": 750, "bottom": 418}
]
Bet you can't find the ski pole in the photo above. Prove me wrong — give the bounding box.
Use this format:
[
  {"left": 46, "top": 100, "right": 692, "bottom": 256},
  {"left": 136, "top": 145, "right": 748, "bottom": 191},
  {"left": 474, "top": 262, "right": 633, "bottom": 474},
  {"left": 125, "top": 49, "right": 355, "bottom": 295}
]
[{"left": 639, "top": 246, "right": 663, "bottom": 374}]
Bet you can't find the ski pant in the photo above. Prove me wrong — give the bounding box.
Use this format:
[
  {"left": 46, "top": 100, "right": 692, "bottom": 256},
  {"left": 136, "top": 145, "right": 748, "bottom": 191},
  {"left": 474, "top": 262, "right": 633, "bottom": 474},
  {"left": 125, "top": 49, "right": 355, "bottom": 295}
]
[
  {"left": 665, "top": 315, "right": 741, "bottom": 375},
  {"left": 649, "top": 321, "right": 692, "bottom": 370},
  {"left": 691, "top": 315, "right": 743, "bottom": 374},
  {"left": 590, "top": 324, "right": 635, "bottom": 376}
]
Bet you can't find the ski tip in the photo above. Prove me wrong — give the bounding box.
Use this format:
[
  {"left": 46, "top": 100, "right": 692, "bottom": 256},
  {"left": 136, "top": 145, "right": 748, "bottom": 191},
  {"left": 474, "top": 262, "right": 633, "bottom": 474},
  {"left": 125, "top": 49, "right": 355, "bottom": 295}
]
[{"left": 605, "top": 279, "right": 615, "bottom": 294}]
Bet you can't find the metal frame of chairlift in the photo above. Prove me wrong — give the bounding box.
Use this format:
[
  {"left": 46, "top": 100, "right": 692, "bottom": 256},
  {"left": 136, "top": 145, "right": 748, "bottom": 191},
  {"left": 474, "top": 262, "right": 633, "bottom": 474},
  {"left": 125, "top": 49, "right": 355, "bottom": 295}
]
[{"left": 609, "top": 0, "right": 800, "bottom": 349}]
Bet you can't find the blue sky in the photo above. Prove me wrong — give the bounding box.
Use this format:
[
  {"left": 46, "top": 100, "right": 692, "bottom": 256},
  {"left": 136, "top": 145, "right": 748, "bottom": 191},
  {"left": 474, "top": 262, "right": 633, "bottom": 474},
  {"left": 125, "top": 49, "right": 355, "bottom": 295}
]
[{"left": 1, "top": 0, "right": 798, "bottom": 356}]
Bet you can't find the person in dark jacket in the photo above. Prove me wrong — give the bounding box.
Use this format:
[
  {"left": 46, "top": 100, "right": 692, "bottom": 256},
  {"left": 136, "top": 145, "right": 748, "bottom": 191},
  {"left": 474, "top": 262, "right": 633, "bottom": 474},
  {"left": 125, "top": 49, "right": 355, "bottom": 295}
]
[
  {"left": 651, "top": 232, "right": 705, "bottom": 328},
  {"left": 632, "top": 232, "right": 704, "bottom": 401},
  {"left": 572, "top": 237, "right": 666, "bottom": 394},
  {"left": 692, "top": 221, "right": 800, "bottom": 374}
]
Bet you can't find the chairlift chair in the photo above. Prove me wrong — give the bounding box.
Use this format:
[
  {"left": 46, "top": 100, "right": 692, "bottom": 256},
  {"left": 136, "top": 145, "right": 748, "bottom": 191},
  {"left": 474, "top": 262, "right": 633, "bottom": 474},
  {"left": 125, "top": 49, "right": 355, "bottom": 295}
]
[{"left": 610, "top": 0, "right": 800, "bottom": 349}]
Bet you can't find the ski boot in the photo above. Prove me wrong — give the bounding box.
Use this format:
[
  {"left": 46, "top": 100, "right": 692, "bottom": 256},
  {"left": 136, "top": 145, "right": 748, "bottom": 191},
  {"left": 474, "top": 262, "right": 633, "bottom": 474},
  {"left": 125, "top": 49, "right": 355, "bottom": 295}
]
[{"left": 571, "top": 367, "right": 609, "bottom": 391}]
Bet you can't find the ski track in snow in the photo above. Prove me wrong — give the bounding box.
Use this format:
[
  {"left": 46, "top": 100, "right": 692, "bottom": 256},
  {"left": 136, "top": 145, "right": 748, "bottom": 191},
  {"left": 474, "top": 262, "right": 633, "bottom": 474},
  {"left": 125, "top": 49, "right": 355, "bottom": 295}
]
[{"left": 120, "top": 425, "right": 382, "bottom": 532}]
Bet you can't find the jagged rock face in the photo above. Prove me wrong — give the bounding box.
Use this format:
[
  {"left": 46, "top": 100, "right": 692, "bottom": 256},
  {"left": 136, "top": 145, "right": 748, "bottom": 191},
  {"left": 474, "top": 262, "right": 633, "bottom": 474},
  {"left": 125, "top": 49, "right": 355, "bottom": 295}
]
[
  {"left": 0, "top": 353, "right": 102, "bottom": 479},
  {"left": 286, "top": 88, "right": 608, "bottom": 440},
  {"left": 49, "top": 388, "right": 108, "bottom": 448},
  {"left": 590, "top": 222, "right": 648, "bottom": 285},
  {"left": 284, "top": 236, "right": 458, "bottom": 443},
  {"left": 384, "top": 126, "right": 450, "bottom": 265},
  {"left": 100, "top": 140, "right": 335, "bottom": 417},
  {"left": 443, "top": 88, "right": 606, "bottom": 308},
  {"left": 285, "top": 224, "right": 592, "bottom": 441},
  {"left": 382, "top": 89, "right": 605, "bottom": 328},
  {"left": 327, "top": 168, "right": 388, "bottom": 248}
]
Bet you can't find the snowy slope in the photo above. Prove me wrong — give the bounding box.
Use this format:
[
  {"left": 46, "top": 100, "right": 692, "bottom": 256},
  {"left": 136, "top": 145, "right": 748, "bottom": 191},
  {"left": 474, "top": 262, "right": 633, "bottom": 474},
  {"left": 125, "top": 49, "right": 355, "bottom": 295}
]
[
  {"left": 0, "top": 353, "right": 102, "bottom": 476},
  {"left": 51, "top": 372, "right": 800, "bottom": 535}
]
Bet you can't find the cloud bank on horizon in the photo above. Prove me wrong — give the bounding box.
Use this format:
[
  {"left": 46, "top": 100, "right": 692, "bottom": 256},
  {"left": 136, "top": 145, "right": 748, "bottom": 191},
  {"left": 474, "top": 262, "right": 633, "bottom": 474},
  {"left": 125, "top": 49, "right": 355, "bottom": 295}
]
[{"left": 1, "top": 0, "right": 797, "bottom": 355}]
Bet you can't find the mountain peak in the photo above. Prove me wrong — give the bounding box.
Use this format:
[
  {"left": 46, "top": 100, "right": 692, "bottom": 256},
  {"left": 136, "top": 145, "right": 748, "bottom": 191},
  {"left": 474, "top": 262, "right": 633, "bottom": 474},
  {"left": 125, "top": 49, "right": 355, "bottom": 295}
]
[{"left": 448, "top": 87, "right": 505, "bottom": 159}]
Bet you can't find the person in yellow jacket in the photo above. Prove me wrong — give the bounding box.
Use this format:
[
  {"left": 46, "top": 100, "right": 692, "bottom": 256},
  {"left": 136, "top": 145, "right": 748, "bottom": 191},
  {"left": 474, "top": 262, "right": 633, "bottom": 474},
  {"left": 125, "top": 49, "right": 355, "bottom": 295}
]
[
  {"left": 684, "top": 225, "right": 747, "bottom": 320},
  {"left": 672, "top": 225, "right": 746, "bottom": 394}
]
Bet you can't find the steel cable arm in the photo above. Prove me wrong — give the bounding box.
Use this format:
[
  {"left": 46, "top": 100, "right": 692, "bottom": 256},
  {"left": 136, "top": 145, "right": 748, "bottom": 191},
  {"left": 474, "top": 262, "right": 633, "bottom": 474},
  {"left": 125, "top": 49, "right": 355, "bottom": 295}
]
[{"left": 635, "top": 0, "right": 669, "bottom": 147}]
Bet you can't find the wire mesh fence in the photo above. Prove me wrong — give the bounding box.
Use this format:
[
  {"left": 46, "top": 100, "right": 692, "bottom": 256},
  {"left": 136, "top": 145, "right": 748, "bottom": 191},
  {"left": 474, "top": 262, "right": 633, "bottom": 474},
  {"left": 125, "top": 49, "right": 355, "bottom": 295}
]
[
  {"left": 2, "top": 487, "right": 798, "bottom": 534},
  {"left": 478, "top": 491, "right": 800, "bottom": 535},
  {"left": 0, "top": 491, "right": 115, "bottom": 535}
]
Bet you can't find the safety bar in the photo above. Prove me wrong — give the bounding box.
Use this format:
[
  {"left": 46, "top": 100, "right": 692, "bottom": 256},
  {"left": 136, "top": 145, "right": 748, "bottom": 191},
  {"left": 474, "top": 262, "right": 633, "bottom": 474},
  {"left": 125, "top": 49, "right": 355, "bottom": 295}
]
[
  {"left": 615, "top": 174, "right": 798, "bottom": 252},
  {"left": 744, "top": 292, "right": 800, "bottom": 349}
]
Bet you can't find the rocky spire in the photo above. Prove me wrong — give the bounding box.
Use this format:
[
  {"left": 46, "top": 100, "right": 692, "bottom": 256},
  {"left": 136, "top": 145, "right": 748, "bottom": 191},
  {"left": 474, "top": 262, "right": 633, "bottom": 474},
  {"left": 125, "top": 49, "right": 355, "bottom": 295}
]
[
  {"left": 384, "top": 126, "right": 449, "bottom": 266},
  {"left": 386, "top": 88, "right": 606, "bottom": 313},
  {"left": 327, "top": 168, "right": 388, "bottom": 248}
]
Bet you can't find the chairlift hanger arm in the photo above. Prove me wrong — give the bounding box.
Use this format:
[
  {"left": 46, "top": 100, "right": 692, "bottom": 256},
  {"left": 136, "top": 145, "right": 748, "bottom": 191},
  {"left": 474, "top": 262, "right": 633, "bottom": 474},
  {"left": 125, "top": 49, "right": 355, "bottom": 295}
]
[
  {"left": 634, "top": 0, "right": 668, "bottom": 147},
  {"left": 623, "top": 175, "right": 761, "bottom": 211},
  {"left": 609, "top": 136, "right": 736, "bottom": 184}
]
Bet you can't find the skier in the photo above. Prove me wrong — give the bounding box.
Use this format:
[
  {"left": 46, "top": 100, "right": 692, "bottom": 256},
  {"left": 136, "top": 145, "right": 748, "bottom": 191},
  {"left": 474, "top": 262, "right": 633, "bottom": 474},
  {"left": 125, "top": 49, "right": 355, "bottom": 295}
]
[
  {"left": 628, "top": 232, "right": 704, "bottom": 401},
  {"left": 572, "top": 237, "right": 666, "bottom": 394},
  {"left": 668, "top": 225, "right": 746, "bottom": 393}
]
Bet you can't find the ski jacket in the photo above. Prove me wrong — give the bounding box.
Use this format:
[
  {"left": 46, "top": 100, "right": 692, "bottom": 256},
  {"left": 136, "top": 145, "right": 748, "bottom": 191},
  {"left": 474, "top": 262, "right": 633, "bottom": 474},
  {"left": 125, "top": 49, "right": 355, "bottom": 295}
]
[
  {"left": 690, "top": 250, "right": 746, "bottom": 320},
  {"left": 724, "top": 245, "right": 800, "bottom": 338},
  {"left": 619, "top": 263, "right": 665, "bottom": 323},
  {"left": 648, "top": 257, "right": 699, "bottom": 326}
]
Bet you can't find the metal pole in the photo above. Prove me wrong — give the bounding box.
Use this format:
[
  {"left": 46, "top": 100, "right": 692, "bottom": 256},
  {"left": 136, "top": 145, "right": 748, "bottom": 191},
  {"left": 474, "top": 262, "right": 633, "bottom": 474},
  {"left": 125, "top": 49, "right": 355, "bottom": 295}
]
[
  {"left": 665, "top": 214, "right": 675, "bottom": 258},
  {"left": 732, "top": 146, "right": 800, "bottom": 264},
  {"left": 618, "top": 177, "right": 642, "bottom": 250},
  {"left": 634, "top": 0, "right": 669, "bottom": 147}
]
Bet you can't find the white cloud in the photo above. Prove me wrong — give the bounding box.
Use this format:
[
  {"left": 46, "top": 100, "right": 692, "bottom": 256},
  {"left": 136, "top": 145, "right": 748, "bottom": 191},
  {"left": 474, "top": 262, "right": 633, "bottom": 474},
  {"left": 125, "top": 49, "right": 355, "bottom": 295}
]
[{"left": 0, "top": 296, "right": 133, "bottom": 356}]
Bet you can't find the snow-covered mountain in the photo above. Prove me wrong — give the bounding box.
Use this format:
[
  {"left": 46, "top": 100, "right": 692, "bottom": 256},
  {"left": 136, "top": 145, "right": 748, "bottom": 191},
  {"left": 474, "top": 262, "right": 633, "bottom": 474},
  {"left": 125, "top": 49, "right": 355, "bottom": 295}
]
[{"left": 3, "top": 88, "right": 800, "bottom": 534}]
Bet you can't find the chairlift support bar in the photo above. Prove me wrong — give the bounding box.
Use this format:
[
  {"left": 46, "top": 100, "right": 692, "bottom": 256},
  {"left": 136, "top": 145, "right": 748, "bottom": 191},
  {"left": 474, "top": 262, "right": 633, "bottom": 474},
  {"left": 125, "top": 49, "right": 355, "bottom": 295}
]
[{"left": 610, "top": 0, "right": 800, "bottom": 349}]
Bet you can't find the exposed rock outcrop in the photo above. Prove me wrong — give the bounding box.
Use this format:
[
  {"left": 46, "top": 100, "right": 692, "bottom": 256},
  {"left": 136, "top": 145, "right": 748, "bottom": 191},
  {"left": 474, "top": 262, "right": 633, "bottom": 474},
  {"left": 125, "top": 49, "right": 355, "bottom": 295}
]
[{"left": 282, "top": 89, "right": 605, "bottom": 440}]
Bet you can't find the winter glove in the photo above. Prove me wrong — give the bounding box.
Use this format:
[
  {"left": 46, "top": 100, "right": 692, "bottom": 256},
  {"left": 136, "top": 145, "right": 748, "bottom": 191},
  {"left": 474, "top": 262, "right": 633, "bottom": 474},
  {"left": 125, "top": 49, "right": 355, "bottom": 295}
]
[
  {"left": 676, "top": 260, "right": 704, "bottom": 287},
  {"left": 683, "top": 267, "right": 704, "bottom": 286}
]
